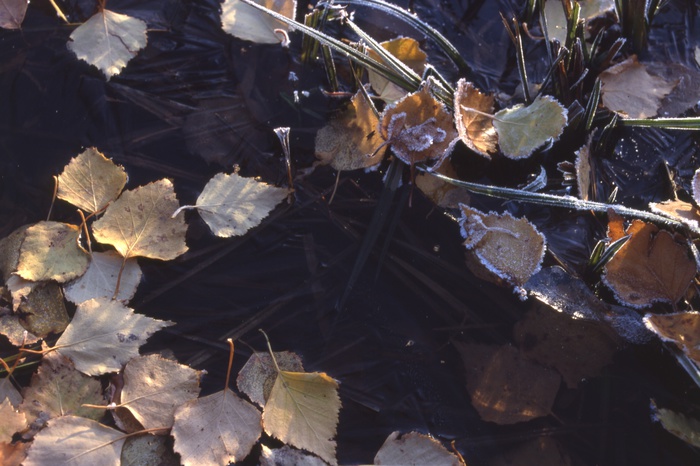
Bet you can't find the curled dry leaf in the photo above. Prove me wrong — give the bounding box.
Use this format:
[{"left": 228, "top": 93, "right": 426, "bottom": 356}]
[
  {"left": 367, "top": 37, "right": 427, "bottom": 104},
  {"left": 23, "top": 415, "right": 124, "bottom": 466},
  {"left": 172, "top": 388, "right": 262, "bottom": 466},
  {"left": 573, "top": 135, "right": 594, "bottom": 201},
  {"left": 644, "top": 312, "right": 700, "bottom": 365},
  {"left": 374, "top": 431, "right": 461, "bottom": 466},
  {"left": 54, "top": 297, "right": 173, "bottom": 376},
  {"left": 64, "top": 251, "right": 142, "bottom": 305},
  {"left": 651, "top": 400, "right": 700, "bottom": 449},
  {"left": 602, "top": 215, "right": 696, "bottom": 308},
  {"left": 0, "top": 399, "right": 26, "bottom": 443},
  {"left": 453, "top": 79, "right": 497, "bottom": 158},
  {"left": 120, "top": 354, "right": 201, "bottom": 431},
  {"left": 57, "top": 147, "right": 127, "bottom": 214},
  {"left": 236, "top": 351, "right": 304, "bottom": 408},
  {"left": 221, "top": 0, "right": 296, "bottom": 44},
  {"left": 93, "top": 179, "right": 188, "bottom": 261},
  {"left": 67, "top": 9, "right": 148, "bottom": 80},
  {"left": 0, "top": 0, "right": 28, "bottom": 29},
  {"left": 493, "top": 95, "right": 568, "bottom": 159},
  {"left": 315, "top": 89, "right": 387, "bottom": 171},
  {"left": 378, "top": 80, "right": 458, "bottom": 168}
]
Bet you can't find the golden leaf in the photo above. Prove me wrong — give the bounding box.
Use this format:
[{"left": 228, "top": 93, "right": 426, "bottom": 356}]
[
  {"left": 453, "top": 79, "right": 497, "bottom": 158},
  {"left": 368, "top": 37, "right": 427, "bottom": 104}
]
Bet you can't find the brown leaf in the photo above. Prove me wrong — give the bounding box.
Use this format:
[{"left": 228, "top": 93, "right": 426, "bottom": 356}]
[
  {"left": 368, "top": 37, "right": 427, "bottom": 104},
  {"left": 0, "top": 225, "right": 29, "bottom": 282},
  {"left": 0, "top": 312, "right": 40, "bottom": 347},
  {"left": 453, "top": 79, "right": 497, "bottom": 158},
  {"left": 120, "top": 434, "right": 180, "bottom": 466},
  {"left": 644, "top": 312, "right": 700, "bottom": 365},
  {"left": 415, "top": 159, "right": 470, "bottom": 209},
  {"left": 16, "top": 282, "right": 69, "bottom": 338},
  {"left": 0, "top": 441, "right": 30, "bottom": 466},
  {"left": 0, "top": 399, "right": 26, "bottom": 443}
]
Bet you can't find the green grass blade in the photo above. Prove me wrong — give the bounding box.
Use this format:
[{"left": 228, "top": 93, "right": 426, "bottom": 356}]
[{"left": 619, "top": 117, "right": 700, "bottom": 130}]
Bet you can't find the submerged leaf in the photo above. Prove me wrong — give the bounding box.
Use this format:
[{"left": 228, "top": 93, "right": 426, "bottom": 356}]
[
  {"left": 368, "top": 37, "right": 427, "bottom": 104},
  {"left": 374, "top": 431, "right": 461, "bottom": 465},
  {"left": 453, "top": 79, "right": 497, "bottom": 158},
  {"left": 67, "top": 9, "right": 148, "bottom": 79},
  {"left": 221, "top": 0, "right": 296, "bottom": 44},
  {"left": 652, "top": 400, "right": 700, "bottom": 449},
  {"left": 415, "top": 159, "right": 470, "bottom": 209}
]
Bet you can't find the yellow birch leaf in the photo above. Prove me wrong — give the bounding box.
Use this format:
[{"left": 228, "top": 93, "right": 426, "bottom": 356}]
[
  {"left": 0, "top": 0, "right": 28, "bottom": 30},
  {"left": 57, "top": 148, "right": 127, "bottom": 214},
  {"left": 263, "top": 370, "right": 341, "bottom": 465},
  {"left": 16, "top": 221, "right": 89, "bottom": 283},
  {"left": 368, "top": 37, "right": 427, "bottom": 104},
  {"left": 453, "top": 78, "right": 497, "bottom": 158},
  {"left": 374, "top": 431, "right": 461, "bottom": 465},
  {"left": 67, "top": 9, "right": 148, "bottom": 80},
  {"left": 172, "top": 388, "right": 262, "bottom": 466},
  {"left": 64, "top": 251, "right": 142, "bottom": 305},
  {"left": 220, "top": 0, "right": 296, "bottom": 44},
  {"left": 93, "top": 179, "right": 188, "bottom": 261},
  {"left": 237, "top": 351, "right": 304, "bottom": 407}
]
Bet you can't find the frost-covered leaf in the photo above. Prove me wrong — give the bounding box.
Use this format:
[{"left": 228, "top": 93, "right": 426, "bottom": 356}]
[
  {"left": 57, "top": 148, "right": 127, "bottom": 214},
  {"left": 93, "top": 179, "right": 188, "bottom": 261},
  {"left": 650, "top": 168, "right": 700, "bottom": 231},
  {"left": 64, "top": 251, "right": 142, "bottom": 305},
  {"left": 221, "top": 0, "right": 296, "bottom": 44},
  {"left": 54, "top": 298, "right": 173, "bottom": 376},
  {"left": 652, "top": 400, "right": 700, "bottom": 449},
  {"left": 374, "top": 431, "right": 461, "bottom": 465},
  {"left": 177, "top": 172, "right": 288, "bottom": 238},
  {"left": 16, "top": 221, "right": 89, "bottom": 283},
  {"left": 600, "top": 55, "right": 677, "bottom": 119},
  {"left": 644, "top": 312, "right": 700, "bottom": 365},
  {"left": 493, "top": 95, "right": 568, "bottom": 159},
  {"left": 172, "top": 388, "right": 261, "bottom": 466},
  {"left": 20, "top": 352, "right": 104, "bottom": 424},
  {"left": 237, "top": 351, "right": 304, "bottom": 407},
  {"left": 67, "top": 9, "right": 148, "bottom": 79},
  {"left": 574, "top": 136, "right": 593, "bottom": 200},
  {"left": 379, "top": 80, "right": 458, "bottom": 168},
  {"left": 120, "top": 434, "right": 180, "bottom": 466},
  {"left": 0, "top": 399, "right": 26, "bottom": 442},
  {"left": 16, "top": 282, "right": 69, "bottom": 338},
  {"left": 315, "top": 90, "right": 387, "bottom": 171},
  {"left": 23, "top": 415, "right": 124, "bottom": 466},
  {"left": 453, "top": 79, "right": 497, "bottom": 158},
  {"left": 459, "top": 205, "right": 546, "bottom": 288},
  {"left": 263, "top": 370, "right": 341, "bottom": 465},
  {"left": 368, "top": 37, "right": 427, "bottom": 104},
  {"left": 260, "top": 445, "right": 327, "bottom": 466},
  {"left": 120, "top": 354, "right": 201, "bottom": 430},
  {"left": 0, "top": 0, "right": 28, "bottom": 29}
]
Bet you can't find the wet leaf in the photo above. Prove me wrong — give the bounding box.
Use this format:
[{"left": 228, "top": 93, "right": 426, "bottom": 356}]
[
  {"left": 602, "top": 218, "right": 696, "bottom": 308},
  {"left": 237, "top": 351, "right": 304, "bottom": 408},
  {"left": 455, "top": 342, "right": 560, "bottom": 424},
  {"left": 176, "top": 172, "right": 288, "bottom": 238},
  {"left": 0, "top": 376, "right": 22, "bottom": 408},
  {"left": 19, "top": 352, "right": 105, "bottom": 423},
  {"left": 263, "top": 370, "right": 341, "bottom": 465},
  {"left": 453, "top": 79, "right": 498, "bottom": 158},
  {"left": 374, "top": 431, "right": 461, "bottom": 465},
  {"left": 652, "top": 400, "right": 700, "bottom": 449},
  {"left": 260, "top": 444, "right": 326, "bottom": 466},
  {"left": 493, "top": 96, "right": 568, "bottom": 159},
  {"left": 221, "top": 0, "right": 296, "bottom": 44},
  {"left": 16, "top": 282, "right": 69, "bottom": 338},
  {"left": 0, "top": 399, "right": 26, "bottom": 442},
  {"left": 368, "top": 37, "right": 427, "bottom": 104},
  {"left": 92, "top": 179, "right": 188, "bottom": 261},
  {"left": 315, "top": 90, "right": 387, "bottom": 171},
  {"left": 644, "top": 312, "right": 700, "bottom": 364},
  {"left": 415, "top": 159, "right": 470, "bottom": 209},
  {"left": 67, "top": 9, "right": 148, "bottom": 79},
  {"left": 16, "top": 221, "right": 89, "bottom": 283},
  {"left": 459, "top": 205, "right": 546, "bottom": 288},
  {"left": 57, "top": 148, "right": 127, "bottom": 214},
  {"left": 121, "top": 354, "right": 201, "bottom": 430},
  {"left": 172, "top": 388, "right": 262, "bottom": 466},
  {"left": 64, "top": 251, "right": 142, "bottom": 305},
  {"left": 0, "top": 0, "right": 28, "bottom": 29},
  {"left": 378, "top": 80, "right": 458, "bottom": 168},
  {"left": 23, "top": 415, "right": 125, "bottom": 466},
  {"left": 120, "top": 434, "right": 180, "bottom": 466},
  {"left": 600, "top": 55, "right": 677, "bottom": 118},
  {"left": 54, "top": 297, "right": 173, "bottom": 376}
]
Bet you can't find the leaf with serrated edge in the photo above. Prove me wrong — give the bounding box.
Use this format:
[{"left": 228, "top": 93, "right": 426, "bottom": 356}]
[
  {"left": 644, "top": 312, "right": 700, "bottom": 364},
  {"left": 57, "top": 148, "right": 127, "bottom": 214},
  {"left": 493, "top": 96, "right": 568, "bottom": 159},
  {"left": 0, "top": 399, "right": 26, "bottom": 443},
  {"left": 263, "top": 370, "right": 340, "bottom": 465},
  {"left": 172, "top": 388, "right": 262, "bottom": 466},
  {"left": 120, "top": 354, "right": 200, "bottom": 430},
  {"left": 221, "top": 0, "right": 296, "bottom": 44},
  {"left": 64, "top": 251, "right": 142, "bottom": 305},
  {"left": 454, "top": 79, "right": 497, "bottom": 158},
  {"left": 67, "top": 9, "right": 147, "bottom": 79},
  {"left": 23, "top": 415, "right": 124, "bottom": 466},
  {"left": 374, "top": 431, "right": 461, "bottom": 466},
  {"left": 93, "top": 179, "right": 188, "bottom": 261},
  {"left": 237, "top": 351, "right": 304, "bottom": 408},
  {"left": 54, "top": 298, "right": 173, "bottom": 376}
]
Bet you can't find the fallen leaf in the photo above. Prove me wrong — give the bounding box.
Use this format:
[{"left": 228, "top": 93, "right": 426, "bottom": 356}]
[
  {"left": 454, "top": 342, "right": 560, "bottom": 424},
  {"left": 16, "top": 282, "right": 70, "bottom": 338},
  {"left": 415, "top": 159, "right": 471, "bottom": 209},
  {"left": 67, "top": 9, "right": 147, "bottom": 79},
  {"left": 260, "top": 444, "right": 327, "bottom": 466},
  {"left": 0, "top": 225, "right": 29, "bottom": 282},
  {"left": 92, "top": 179, "right": 188, "bottom": 261},
  {"left": 175, "top": 172, "right": 287, "bottom": 238},
  {"left": 374, "top": 431, "right": 461, "bottom": 465},
  {"left": 600, "top": 55, "right": 677, "bottom": 118},
  {"left": 602, "top": 219, "right": 696, "bottom": 308},
  {"left": 368, "top": 37, "right": 427, "bottom": 104},
  {"left": 493, "top": 95, "right": 568, "bottom": 159},
  {"left": 120, "top": 354, "right": 201, "bottom": 430},
  {"left": 378, "top": 80, "right": 458, "bottom": 168},
  {"left": 172, "top": 389, "right": 261, "bottom": 466},
  {"left": 453, "top": 79, "right": 498, "bottom": 158},
  {"left": 0, "top": 312, "right": 40, "bottom": 346},
  {"left": 652, "top": 400, "right": 700, "bottom": 449},
  {"left": 64, "top": 251, "right": 142, "bottom": 305},
  {"left": 574, "top": 136, "right": 593, "bottom": 200},
  {"left": 644, "top": 312, "right": 700, "bottom": 364},
  {"left": 5, "top": 274, "right": 37, "bottom": 311},
  {"left": 315, "top": 90, "right": 387, "bottom": 171},
  {"left": 16, "top": 221, "right": 89, "bottom": 283},
  {"left": 459, "top": 205, "right": 546, "bottom": 288},
  {"left": 263, "top": 370, "right": 341, "bottom": 465},
  {"left": 0, "top": 441, "right": 29, "bottom": 466},
  {"left": 650, "top": 168, "right": 700, "bottom": 231},
  {"left": 57, "top": 148, "right": 127, "bottom": 214},
  {"left": 237, "top": 351, "right": 304, "bottom": 408},
  {"left": 0, "top": 399, "right": 26, "bottom": 442},
  {"left": 0, "top": 376, "right": 22, "bottom": 408},
  {"left": 54, "top": 297, "right": 173, "bottom": 376},
  {"left": 220, "top": 0, "right": 296, "bottom": 44},
  {"left": 120, "top": 434, "right": 180, "bottom": 466},
  {"left": 23, "top": 415, "right": 125, "bottom": 466},
  {"left": 0, "top": 0, "right": 28, "bottom": 29}
]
